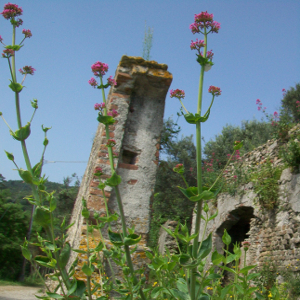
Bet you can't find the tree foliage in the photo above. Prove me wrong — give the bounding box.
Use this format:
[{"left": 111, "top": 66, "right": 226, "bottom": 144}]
[
  {"left": 203, "top": 119, "right": 273, "bottom": 168},
  {"left": 0, "top": 179, "right": 29, "bottom": 280},
  {"left": 280, "top": 83, "right": 300, "bottom": 123}
]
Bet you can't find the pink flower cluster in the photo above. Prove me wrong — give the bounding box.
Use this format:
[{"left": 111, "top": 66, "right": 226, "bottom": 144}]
[
  {"left": 107, "top": 76, "right": 117, "bottom": 86},
  {"left": 190, "top": 39, "right": 205, "bottom": 53},
  {"left": 94, "top": 167, "right": 103, "bottom": 175},
  {"left": 0, "top": 35, "right": 3, "bottom": 43},
  {"left": 94, "top": 102, "right": 105, "bottom": 111},
  {"left": 22, "top": 29, "right": 32, "bottom": 38},
  {"left": 173, "top": 163, "right": 184, "bottom": 174},
  {"left": 19, "top": 65, "right": 35, "bottom": 75},
  {"left": 2, "top": 48, "right": 14, "bottom": 57},
  {"left": 256, "top": 99, "right": 266, "bottom": 112},
  {"left": 241, "top": 241, "right": 251, "bottom": 251},
  {"left": 282, "top": 88, "right": 286, "bottom": 96},
  {"left": 208, "top": 86, "right": 221, "bottom": 96},
  {"left": 106, "top": 139, "right": 116, "bottom": 147},
  {"left": 89, "top": 77, "right": 98, "bottom": 88},
  {"left": 91, "top": 61, "right": 108, "bottom": 77},
  {"left": 170, "top": 89, "right": 185, "bottom": 100},
  {"left": 190, "top": 11, "right": 220, "bottom": 34},
  {"left": 107, "top": 109, "right": 118, "bottom": 117},
  {"left": 1, "top": 3, "right": 23, "bottom": 20}
]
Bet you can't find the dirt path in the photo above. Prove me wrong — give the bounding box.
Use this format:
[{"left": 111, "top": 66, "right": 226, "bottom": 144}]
[{"left": 0, "top": 285, "right": 44, "bottom": 300}]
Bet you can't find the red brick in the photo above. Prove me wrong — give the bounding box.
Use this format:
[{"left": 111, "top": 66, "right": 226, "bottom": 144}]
[
  {"left": 111, "top": 92, "right": 131, "bottom": 99},
  {"left": 87, "top": 195, "right": 106, "bottom": 211},
  {"left": 118, "top": 163, "right": 138, "bottom": 170},
  {"left": 127, "top": 179, "right": 138, "bottom": 185},
  {"left": 101, "top": 131, "right": 115, "bottom": 138},
  {"left": 115, "top": 73, "right": 133, "bottom": 85},
  {"left": 89, "top": 188, "right": 111, "bottom": 198}
]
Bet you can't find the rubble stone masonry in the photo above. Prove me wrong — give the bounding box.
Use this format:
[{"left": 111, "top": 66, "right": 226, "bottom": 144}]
[{"left": 66, "top": 56, "right": 172, "bottom": 285}]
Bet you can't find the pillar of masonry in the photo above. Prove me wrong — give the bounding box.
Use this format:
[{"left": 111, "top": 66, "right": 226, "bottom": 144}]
[{"left": 67, "top": 55, "right": 172, "bottom": 283}]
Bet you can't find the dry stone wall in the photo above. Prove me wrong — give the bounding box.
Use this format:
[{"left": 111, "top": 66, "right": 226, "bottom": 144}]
[
  {"left": 191, "top": 124, "right": 300, "bottom": 274},
  {"left": 67, "top": 56, "right": 172, "bottom": 283}
]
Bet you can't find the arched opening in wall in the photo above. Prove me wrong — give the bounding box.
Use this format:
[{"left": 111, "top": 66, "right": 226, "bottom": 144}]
[{"left": 215, "top": 206, "right": 255, "bottom": 285}]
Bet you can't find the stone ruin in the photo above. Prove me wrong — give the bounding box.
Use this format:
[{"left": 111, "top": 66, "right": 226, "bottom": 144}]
[
  {"left": 66, "top": 56, "right": 172, "bottom": 283},
  {"left": 189, "top": 124, "right": 300, "bottom": 274},
  {"left": 158, "top": 125, "right": 300, "bottom": 277}
]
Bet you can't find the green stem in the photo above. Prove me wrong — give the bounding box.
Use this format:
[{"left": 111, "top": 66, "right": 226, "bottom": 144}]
[
  {"left": 190, "top": 31, "right": 207, "bottom": 300},
  {"left": 86, "top": 221, "right": 93, "bottom": 300}
]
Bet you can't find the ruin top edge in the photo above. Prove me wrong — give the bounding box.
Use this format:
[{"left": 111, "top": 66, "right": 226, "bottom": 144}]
[{"left": 119, "top": 55, "right": 169, "bottom": 71}]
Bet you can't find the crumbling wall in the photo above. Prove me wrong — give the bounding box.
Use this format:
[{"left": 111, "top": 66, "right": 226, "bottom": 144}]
[
  {"left": 67, "top": 56, "right": 172, "bottom": 282},
  {"left": 190, "top": 125, "right": 300, "bottom": 272}
]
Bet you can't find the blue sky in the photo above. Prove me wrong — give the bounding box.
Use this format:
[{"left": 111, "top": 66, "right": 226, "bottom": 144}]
[{"left": 0, "top": 0, "right": 299, "bottom": 184}]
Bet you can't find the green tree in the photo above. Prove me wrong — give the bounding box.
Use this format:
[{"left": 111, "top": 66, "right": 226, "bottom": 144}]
[
  {"left": 204, "top": 119, "right": 273, "bottom": 168},
  {"left": 0, "top": 187, "right": 29, "bottom": 280},
  {"left": 280, "top": 83, "right": 300, "bottom": 123}
]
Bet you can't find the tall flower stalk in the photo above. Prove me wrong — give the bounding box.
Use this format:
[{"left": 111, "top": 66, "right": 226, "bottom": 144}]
[{"left": 172, "top": 11, "right": 222, "bottom": 299}]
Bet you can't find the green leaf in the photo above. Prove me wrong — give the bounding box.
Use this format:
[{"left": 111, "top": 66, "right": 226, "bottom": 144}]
[
  {"left": 21, "top": 245, "right": 32, "bottom": 261},
  {"left": 46, "top": 292, "right": 64, "bottom": 299},
  {"left": 176, "top": 278, "right": 188, "bottom": 293},
  {"left": 35, "top": 256, "right": 54, "bottom": 269},
  {"left": 145, "top": 251, "right": 153, "bottom": 260},
  {"left": 42, "top": 125, "right": 52, "bottom": 133},
  {"left": 220, "top": 284, "right": 232, "bottom": 299},
  {"left": 67, "top": 279, "right": 77, "bottom": 296},
  {"left": 124, "top": 233, "right": 141, "bottom": 246},
  {"left": 8, "top": 80, "right": 23, "bottom": 93},
  {"left": 10, "top": 122, "right": 31, "bottom": 141},
  {"left": 4, "top": 150, "right": 14, "bottom": 161},
  {"left": 94, "top": 241, "right": 104, "bottom": 252},
  {"left": 5, "top": 44, "right": 23, "bottom": 51},
  {"left": 199, "top": 190, "right": 215, "bottom": 200},
  {"left": 72, "top": 249, "right": 87, "bottom": 254},
  {"left": 106, "top": 171, "right": 121, "bottom": 187},
  {"left": 197, "top": 233, "right": 212, "bottom": 260},
  {"left": 97, "top": 115, "right": 115, "bottom": 125},
  {"left": 170, "top": 288, "right": 190, "bottom": 300},
  {"left": 59, "top": 243, "right": 71, "bottom": 269},
  {"left": 247, "top": 272, "right": 260, "bottom": 281},
  {"left": 32, "top": 162, "right": 42, "bottom": 178},
  {"left": 198, "top": 294, "right": 210, "bottom": 300},
  {"left": 82, "top": 263, "right": 94, "bottom": 276},
  {"left": 239, "top": 265, "right": 256, "bottom": 275},
  {"left": 108, "top": 230, "right": 123, "bottom": 246},
  {"left": 81, "top": 207, "right": 90, "bottom": 219},
  {"left": 207, "top": 273, "right": 222, "bottom": 280},
  {"left": 211, "top": 250, "right": 223, "bottom": 265},
  {"left": 34, "top": 207, "right": 51, "bottom": 226},
  {"left": 208, "top": 209, "right": 218, "bottom": 221},
  {"left": 179, "top": 254, "right": 199, "bottom": 268},
  {"left": 234, "top": 140, "right": 243, "bottom": 150},
  {"left": 49, "top": 197, "right": 57, "bottom": 212},
  {"left": 162, "top": 225, "right": 176, "bottom": 238},
  {"left": 196, "top": 54, "right": 210, "bottom": 66},
  {"left": 221, "top": 266, "right": 237, "bottom": 275},
  {"left": 18, "top": 168, "right": 33, "bottom": 184},
  {"left": 222, "top": 229, "right": 231, "bottom": 246},
  {"left": 44, "top": 242, "right": 55, "bottom": 251}
]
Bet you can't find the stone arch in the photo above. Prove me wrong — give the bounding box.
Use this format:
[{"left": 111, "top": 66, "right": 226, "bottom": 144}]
[{"left": 215, "top": 206, "right": 255, "bottom": 254}]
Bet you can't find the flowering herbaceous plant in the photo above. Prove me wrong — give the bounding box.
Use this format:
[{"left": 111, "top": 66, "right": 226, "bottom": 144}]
[{"left": 1, "top": 3, "right": 266, "bottom": 299}]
